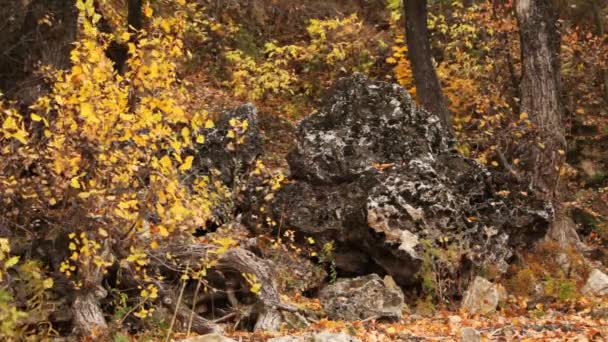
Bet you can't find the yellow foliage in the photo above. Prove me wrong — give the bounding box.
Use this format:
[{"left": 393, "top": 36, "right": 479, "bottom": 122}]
[
  {"left": 224, "top": 14, "right": 378, "bottom": 100},
  {"left": 0, "top": 0, "right": 230, "bottom": 319}
]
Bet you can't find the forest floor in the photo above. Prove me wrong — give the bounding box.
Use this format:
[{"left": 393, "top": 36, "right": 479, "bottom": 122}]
[{"left": 164, "top": 300, "right": 608, "bottom": 341}]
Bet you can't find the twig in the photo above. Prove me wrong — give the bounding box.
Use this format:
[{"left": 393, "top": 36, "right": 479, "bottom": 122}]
[
  {"left": 118, "top": 298, "right": 148, "bottom": 325},
  {"left": 360, "top": 315, "right": 380, "bottom": 323},
  {"left": 187, "top": 276, "right": 204, "bottom": 335},
  {"left": 213, "top": 311, "right": 238, "bottom": 323},
  {"left": 165, "top": 259, "right": 190, "bottom": 342}
]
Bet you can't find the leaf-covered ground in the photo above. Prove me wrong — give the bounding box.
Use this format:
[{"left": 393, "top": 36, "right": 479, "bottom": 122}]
[{"left": 163, "top": 297, "right": 608, "bottom": 341}]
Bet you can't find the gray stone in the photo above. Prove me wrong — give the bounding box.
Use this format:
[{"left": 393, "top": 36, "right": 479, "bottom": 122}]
[
  {"left": 267, "top": 337, "right": 302, "bottom": 342},
  {"left": 461, "top": 277, "right": 505, "bottom": 315},
  {"left": 178, "top": 333, "right": 236, "bottom": 342},
  {"left": 311, "top": 332, "right": 361, "bottom": 342},
  {"left": 319, "top": 274, "right": 404, "bottom": 321},
  {"left": 268, "top": 332, "right": 361, "bottom": 342},
  {"left": 460, "top": 327, "right": 481, "bottom": 342},
  {"left": 582, "top": 269, "right": 608, "bottom": 296}
]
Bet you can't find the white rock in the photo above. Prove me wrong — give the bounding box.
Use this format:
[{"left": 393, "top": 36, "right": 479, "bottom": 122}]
[
  {"left": 461, "top": 276, "right": 504, "bottom": 315},
  {"left": 178, "top": 334, "right": 236, "bottom": 342},
  {"left": 582, "top": 269, "right": 608, "bottom": 296},
  {"left": 268, "top": 332, "right": 360, "bottom": 342},
  {"left": 448, "top": 315, "right": 463, "bottom": 333},
  {"left": 460, "top": 327, "right": 481, "bottom": 342}
]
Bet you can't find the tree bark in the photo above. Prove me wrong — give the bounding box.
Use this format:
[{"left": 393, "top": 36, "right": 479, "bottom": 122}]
[
  {"left": 589, "top": 0, "right": 608, "bottom": 105},
  {"left": 515, "top": 0, "right": 582, "bottom": 248},
  {"left": 403, "top": 0, "right": 452, "bottom": 130}
]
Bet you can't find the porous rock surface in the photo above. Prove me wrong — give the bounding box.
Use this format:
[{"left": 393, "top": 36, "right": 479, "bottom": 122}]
[
  {"left": 271, "top": 74, "right": 551, "bottom": 289},
  {"left": 460, "top": 276, "right": 506, "bottom": 315},
  {"left": 319, "top": 274, "right": 404, "bottom": 321},
  {"left": 582, "top": 269, "right": 608, "bottom": 296}
]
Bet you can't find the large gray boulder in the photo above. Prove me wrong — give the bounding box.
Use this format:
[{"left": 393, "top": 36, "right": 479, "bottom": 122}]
[
  {"left": 269, "top": 74, "right": 551, "bottom": 291},
  {"left": 319, "top": 274, "right": 404, "bottom": 321}
]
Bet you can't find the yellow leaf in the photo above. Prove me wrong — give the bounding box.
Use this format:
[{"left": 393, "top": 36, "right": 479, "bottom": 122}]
[
  {"left": 158, "top": 226, "right": 169, "bottom": 237},
  {"left": 4, "top": 256, "right": 20, "bottom": 268},
  {"left": 80, "top": 102, "right": 93, "bottom": 117},
  {"left": 159, "top": 155, "right": 172, "bottom": 170},
  {"left": 42, "top": 278, "right": 54, "bottom": 289},
  {"left": 204, "top": 120, "right": 215, "bottom": 129},
  {"left": 144, "top": 5, "right": 154, "bottom": 18},
  {"left": 181, "top": 126, "right": 190, "bottom": 141},
  {"left": 31, "top": 113, "right": 43, "bottom": 122},
  {"left": 70, "top": 177, "right": 81, "bottom": 189},
  {"left": 160, "top": 19, "right": 171, "bottom": 33},
  {"left": 519, "top": 112, "right": 528, "bottom": 120},
  {"left": 196, "top": 135, "right": 205, "bottom": 144},
  {"left": 179, "top": 156, "right": 194, "bottom": 171}
]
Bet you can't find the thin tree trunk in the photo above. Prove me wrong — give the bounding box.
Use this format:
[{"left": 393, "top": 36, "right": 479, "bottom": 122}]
[
  {"left": 403, "top": 0, "right": 452, "bottom": 130},
  {"left": 127, "top": 0, "right": 143, "bottom": 32},
  {"left": 515, "top": 0, "right": 583, "bottom": 248},
  {"left": 589, "top": 0, "right": 608, "bottom": 105}
]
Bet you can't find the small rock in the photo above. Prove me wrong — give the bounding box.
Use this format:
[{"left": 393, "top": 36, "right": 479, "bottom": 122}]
[
  {"left": 461, "top": 276, "right": 503, "bottom": 315},
  {"left": 178, "top": 333, "right": 236, "bottom": 342},
  {"left": 268, "top": 332, "right": 360, "bottom": 342},
  {"left": 460, "top": 327, "right": 481, "bottom": 342},
  {"left": 448, "top": 315, "right": 463, "bottom": 333},
  {"left": 267, "top": 337, "right": 301, "bottom": 342},
  {"left": 582, "top": 269, "right": 608, "bottom": 296},
  {"left": 311, "top": 332, "right": 361, "bottom": 342},
  {"left": 320, "top": 274, "right": 404, "bottom": 321}
]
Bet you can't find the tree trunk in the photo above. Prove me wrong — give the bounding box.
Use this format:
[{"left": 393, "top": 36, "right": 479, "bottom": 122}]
[
  {"left": 515, "top": 0, "right": 582, "bottom": 248},
  {"left": 403, "top": 0, "right": 452, "bottom": 130},
  {"left": 127, "top": 0, "right": 143, "bottom": 32},
  {"left": 589, "top": 0, "right": 608, "bottom": 105}
]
